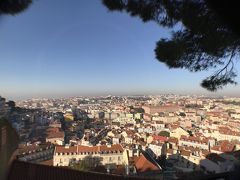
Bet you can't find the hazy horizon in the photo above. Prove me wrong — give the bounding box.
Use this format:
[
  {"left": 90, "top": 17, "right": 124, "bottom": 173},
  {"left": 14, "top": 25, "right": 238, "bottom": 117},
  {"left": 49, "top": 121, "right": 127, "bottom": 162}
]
[
  {"left": 1, "top": 0, "right": 240, "bottom": 100},
  {"left": 2, "top": 90, "right": 240, "bottom": 101}
]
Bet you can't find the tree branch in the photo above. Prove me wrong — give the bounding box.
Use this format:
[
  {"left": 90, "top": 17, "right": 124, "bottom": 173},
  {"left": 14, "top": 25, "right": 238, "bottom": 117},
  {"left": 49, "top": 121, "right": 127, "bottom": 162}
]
[{"left": 213, "top": 46, "right": 236, "bottom": 78}]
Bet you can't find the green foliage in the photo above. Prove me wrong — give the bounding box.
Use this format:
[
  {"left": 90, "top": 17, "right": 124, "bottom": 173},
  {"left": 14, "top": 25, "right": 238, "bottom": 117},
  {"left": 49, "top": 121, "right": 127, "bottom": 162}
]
[
  {"left": 71, "top": 160, "right": 91, "bottom": 171},
  {"left": 7, "top": 101, "right": 16, "bottom": 112},
  {"left": 158, "top": 131, "right": 170, "bottom": 137},
  {"left": 179, "top": 112, "right": 186, "bottom": 117},
  {"left": 185, "top": 104, "right": 203, "bottom": 108},
  {"left": 129, "top": 105, "right": 134, "bottom": 109},
  {"left": 71, "top": 156, "right": 103, "bottom": 172},
  {"left": 134, "top": 108, "right": 144, "bottom": 113},
  {"left": 102, "top": 0, "right": 240, "bottom": 91}
]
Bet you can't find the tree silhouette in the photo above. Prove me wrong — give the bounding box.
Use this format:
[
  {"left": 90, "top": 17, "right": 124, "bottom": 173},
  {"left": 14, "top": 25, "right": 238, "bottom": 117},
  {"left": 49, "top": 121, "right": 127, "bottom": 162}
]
[
  {"left": 0, "top": 0, "right": 32, "bottom": 15},
  {"left": 6, "top": 101, "right": 16, "bottom": 112},
  {"left": 70, "top": 156, "right": 103, "bottom": 172},
  {"left": 102, "top": 0, "right": 240, "bottom": 91}
]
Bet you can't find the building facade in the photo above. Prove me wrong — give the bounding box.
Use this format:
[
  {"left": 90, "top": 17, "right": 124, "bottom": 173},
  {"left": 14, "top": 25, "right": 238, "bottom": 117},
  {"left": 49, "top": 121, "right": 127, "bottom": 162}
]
[{"left": 53, "top": 144, "right": 128, "bottom": 167}]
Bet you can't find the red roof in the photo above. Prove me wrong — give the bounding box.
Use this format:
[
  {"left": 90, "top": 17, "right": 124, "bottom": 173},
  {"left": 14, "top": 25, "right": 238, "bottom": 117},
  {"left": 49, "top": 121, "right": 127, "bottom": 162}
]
[
  {"left": 168, "top": 137, "right": 178, "bottom": 144},
  {"left": 55, "top": 144, "right": 123, "bottom": 154},
  {"left": 152, "top": 135, "right": 168, "bottom": 142},
  {"left": 180, "top": 150, "right": 191, "bottom": 157},
  {"left": 211, "top": 140, "right": 235, "bottom": 153},
  {"left": 46, "top": 127, "right": 60, "bottom": 133},
  {"left": 46, "top": 131, "right": 64, "bottom": 139},
  {"left": 180, "top": 135, "right": 209, "bottom": 145},
  {"left": 46, "top": 127, "right": 64, "bottom": 139},
  {"left": 134, "top": 155, "right": 160, "bottom": 172}
]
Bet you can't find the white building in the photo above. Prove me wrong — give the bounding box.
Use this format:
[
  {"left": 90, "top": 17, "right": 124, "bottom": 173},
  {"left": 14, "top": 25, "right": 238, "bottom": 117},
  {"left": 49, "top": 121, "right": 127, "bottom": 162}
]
[
  {"left": 53, "top": 144, "right": 128, "bottom": 167},
  {"left": 179, "top": 135, "right": 215, "bottom": 150},
  {"left": 148, "top": 142, "right": 164, "bottom": 156}
]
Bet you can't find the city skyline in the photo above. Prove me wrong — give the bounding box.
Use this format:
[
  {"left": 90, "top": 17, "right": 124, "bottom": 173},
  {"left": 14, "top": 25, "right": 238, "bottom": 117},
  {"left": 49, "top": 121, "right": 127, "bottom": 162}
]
[
  {"left": 1, "top": 0, "right": 240, "bottom": 100},
  {"left": 2, "top": 93, "right": 240, "bottom": 178}
]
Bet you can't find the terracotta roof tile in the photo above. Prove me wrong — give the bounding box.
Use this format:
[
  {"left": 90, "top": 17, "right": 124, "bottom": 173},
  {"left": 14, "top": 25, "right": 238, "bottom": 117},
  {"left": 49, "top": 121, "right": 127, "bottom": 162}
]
[
  {"left": 46, "top": 131, "right": 64, "bottom": 139},
  {"left": 180, "top": 150, "right": 191, "bottom": 157},
  {"left": 55, "top": 144, "right": 123, "bottom": 154},
  {"left": 152, "top": 135, "right": 168, "bottom": 142},
  {"left": 135, "top": 155, "right": 160, "bottom": 172}
]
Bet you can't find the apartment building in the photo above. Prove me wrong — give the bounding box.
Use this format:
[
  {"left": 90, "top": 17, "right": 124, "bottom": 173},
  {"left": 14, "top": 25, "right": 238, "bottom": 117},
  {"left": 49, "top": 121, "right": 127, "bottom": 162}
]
[{"left": 53, "top": 144, "right": 128, "bottom": 167}]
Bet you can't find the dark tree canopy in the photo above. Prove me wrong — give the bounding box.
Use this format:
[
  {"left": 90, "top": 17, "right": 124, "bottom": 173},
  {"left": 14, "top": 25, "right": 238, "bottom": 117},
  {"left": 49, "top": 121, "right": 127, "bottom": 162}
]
[
  {"left": 0, "top": 0, "right": 32, "bottom": 15},
  {"left": 158, "top": 130, "right": 170, "bottom": 137},
  {"left": 102, "top": 0, "right": 240, "bottom": 91}
]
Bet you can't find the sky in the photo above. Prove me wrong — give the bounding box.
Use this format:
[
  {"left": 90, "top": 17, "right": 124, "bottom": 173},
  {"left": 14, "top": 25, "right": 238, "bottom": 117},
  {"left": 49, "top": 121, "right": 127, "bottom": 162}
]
[{"left": 0, "top": 0, "right": 240, "bottom": 100}]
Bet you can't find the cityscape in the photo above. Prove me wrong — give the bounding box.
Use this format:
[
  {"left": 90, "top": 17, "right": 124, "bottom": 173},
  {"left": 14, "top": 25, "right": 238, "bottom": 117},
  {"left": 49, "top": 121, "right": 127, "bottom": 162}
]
[
  {"left": 1, "top": 94, "right": 240, "bottom": 179},
  {"left": 1, "top": 0, "right": 240, "bottom": 180}
]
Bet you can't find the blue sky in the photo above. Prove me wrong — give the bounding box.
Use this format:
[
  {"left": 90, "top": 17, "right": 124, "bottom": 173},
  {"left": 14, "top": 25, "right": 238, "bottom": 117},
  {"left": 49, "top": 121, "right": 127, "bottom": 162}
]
[{"left": 0, "top": 0, "right": 239, "bottom": 100}]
